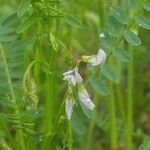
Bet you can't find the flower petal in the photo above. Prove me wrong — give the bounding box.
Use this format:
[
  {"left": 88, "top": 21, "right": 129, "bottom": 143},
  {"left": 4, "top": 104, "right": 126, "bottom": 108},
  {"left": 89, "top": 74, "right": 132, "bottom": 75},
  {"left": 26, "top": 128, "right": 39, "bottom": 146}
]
[
  {"left": 65, "top": 99, "right": 74, "bottom": 120},
  {"left": 97, "top": 49, "right": 107, "bottom": 63},
  {"left": 63, "top": 69, "right": 74, "bottom": 77},
  {"left": 88, "top": 55, "right": 100, "bottom": 66},
  {"left": 78, "top": 85, "right": 95, "bottom": 110},
  {"left": 63, "top": 68, "right": 83, "bottom": 86},
  {"left": 85, "top": 49, "right": 107, "bottom": 66},
  {"left": 74, "top": 69, "right": 83, "bottom": 83}
]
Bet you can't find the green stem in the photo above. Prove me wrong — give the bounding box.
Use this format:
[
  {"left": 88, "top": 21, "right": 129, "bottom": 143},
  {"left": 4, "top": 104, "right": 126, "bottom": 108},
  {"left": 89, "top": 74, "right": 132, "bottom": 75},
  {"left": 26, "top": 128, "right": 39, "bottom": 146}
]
[
  {"left": 23, "top": 60, "right": 52, "bottom": 92},
  {"left": 115, "top": 61, "right": 126, "bottom": 122},
  {"left": 43, "top": 18, "right": 60, "bottom": 149},
  {"left": 0, "top": 138, "right": 12, "bottom": 150},
  {"left": 84, "top": 1, "right": 106, "bottom": 149},
  {"left": 86, "top": 93, "right": 99, "bottom": 150},
  {"left": 112, "top": 0, "right": 118, "bottom": 6},
  {"left": 0, "top": 44, "right": 16, "bottom": 103},
  {"left": 68, "top": 122, "right": 72, "bottom": 150},
  {"left": 43, "top": 92, "right": 66, "bottom": 146},
  {"left": 66, "top": 1, "right": 74, "bottom": 148},
  {"left": 42, "top": 49, "right": 56, "bottom": 150},
  {"left": 97, "top": 0, "right": 105, "bottom": 28},
  {"left": 126, "top": 47, "right": 134, "bottom": 150},
  {"left": 109, "top": 83, "right": 118, "bottom": 150}
]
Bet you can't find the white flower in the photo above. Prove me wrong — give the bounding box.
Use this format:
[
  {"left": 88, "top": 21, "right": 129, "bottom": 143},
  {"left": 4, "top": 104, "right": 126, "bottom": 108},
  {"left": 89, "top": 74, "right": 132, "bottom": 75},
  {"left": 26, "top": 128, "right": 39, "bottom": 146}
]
[
  {"left": 78, "top": 85, "right": 95, "bottom": 110},
  {"left": 65, "top": 88, "right": 75, "bottom": 120},
  {"left": 82, "top": 49, "right": 107, "bottom": 66},
  {"left": 63, "top": 68, "right": 83, "bottom": 86},
  {"left": 65, "top": 98, "right": 74, "bottom": 120}
]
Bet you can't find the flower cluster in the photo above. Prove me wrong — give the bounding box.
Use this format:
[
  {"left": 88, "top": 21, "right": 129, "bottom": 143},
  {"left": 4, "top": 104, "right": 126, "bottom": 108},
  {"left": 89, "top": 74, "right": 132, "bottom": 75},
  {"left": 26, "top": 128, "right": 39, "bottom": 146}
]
[{"left": 63, "top": 49, "right": 107, "bottom": 120}]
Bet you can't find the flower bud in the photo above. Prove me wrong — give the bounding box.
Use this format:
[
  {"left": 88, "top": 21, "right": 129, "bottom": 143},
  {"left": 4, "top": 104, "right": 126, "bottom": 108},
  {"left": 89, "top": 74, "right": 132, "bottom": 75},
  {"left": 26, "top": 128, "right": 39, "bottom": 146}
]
[
  {"left": 65, "top": 88, "right": 75, "bottom": 120},
  {"left": 78, "top": 84, "right": 95, "bottom": 110}
]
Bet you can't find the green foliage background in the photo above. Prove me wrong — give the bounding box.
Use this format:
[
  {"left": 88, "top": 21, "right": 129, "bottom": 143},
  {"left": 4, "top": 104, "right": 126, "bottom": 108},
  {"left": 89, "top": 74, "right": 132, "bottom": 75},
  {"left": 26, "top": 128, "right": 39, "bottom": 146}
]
[{"left": 0, "top": 0, "right": 150, "bottom": 150}]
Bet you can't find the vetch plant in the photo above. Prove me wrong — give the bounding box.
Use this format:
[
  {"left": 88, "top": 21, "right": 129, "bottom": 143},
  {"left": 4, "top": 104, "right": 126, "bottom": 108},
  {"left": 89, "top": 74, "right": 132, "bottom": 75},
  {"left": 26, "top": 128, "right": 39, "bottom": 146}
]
[{"left": 0, "top": 0, "right": 150, "bottom": 150}]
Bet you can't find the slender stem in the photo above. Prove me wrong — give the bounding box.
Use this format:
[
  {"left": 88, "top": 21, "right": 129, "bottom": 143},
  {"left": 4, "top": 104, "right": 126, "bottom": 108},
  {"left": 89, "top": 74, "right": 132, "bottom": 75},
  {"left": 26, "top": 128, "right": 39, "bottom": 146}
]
[
  {"left": 34, "top": 23, "right": 43, "bottom": 86},
  {"left": 0, "top": 138, "right": 12, "bottom": 150},
  {"left": 43, "top": 18, "right": 60, "bottom": 149},
  {"left": 116, "top": 85, "right": 126, "bottom": 121},
  {"left": 43, "top": 92, "right": 66, "bottom": 146},
  {"left": 45, "top": 50, "right": 56, "bottom": 129},
  {"left": 112, "top": 0, "right": 118, "bottom": 6},
  {"left": 109, "top": 83, "right": 118, "bottom": 150},
  {"left": 115, "top": 60, "right": 126, "bottom": 122},
  {"left": 68, "top": 122, "right": 72, "bottom": 150},
  {"left": 0, "top": 44, "right": 16, "bottom": 103},
  {"left": 23, "top": 60, "right": 52, "bottom": 92},
  {"left": 86, "top": 93, "right": 99, "bottom": 150},
  {"left": 85, "top": 1, "right": 105, "bottom": 150},
  {"left": 97, "top": 0, "right": 105, "bottom": 28},
  {"left": 66, "top": 0, "right": 73, "bottom": 148},
  {"left": 126, "top": 47, "right": 134, "bottom": 150}
]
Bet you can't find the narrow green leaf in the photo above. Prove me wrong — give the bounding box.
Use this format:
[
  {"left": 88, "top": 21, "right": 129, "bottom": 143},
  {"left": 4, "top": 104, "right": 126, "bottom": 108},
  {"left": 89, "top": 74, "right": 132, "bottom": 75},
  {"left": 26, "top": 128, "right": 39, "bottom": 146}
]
[
  {"left": 128, "top": 0, "right": 137, "bottom": 10},
  {"left": 17, "top": 0, "right": 30, "bottom": 17},
  {"left": 110, "top": 7, "right": 128, "bottom": 24},
  {"left": 89, "top": 77, "right": 109, "bottom": 96},
  {"left": 106, "top": 16, "right": 123, "bottom": 37},
  {"left": 135, "top": 16, "right": 150, "bottom": 29},
  {"left": 100, "top": 64, "right": 117, "bottom": 82},
  {"left": 57, "top": 40, "right": 68, "bottom": 51},
  {"left": 2, "top": 13, "right": 20, "bottom": 27},
  {"left": 10, "top": 38, "right": 35, "bottom": 50},
  {"left": 0, "top": 99, "right": 15, "bottom": 108},
  {"left": 16, "top": 14, "right": 38, "bottom": 33},
  {"left": 123, "top": 31, "right": 141, "bottom": 46},
  {"left": 143, "top": 2, "right": 150, "bottom": 11},
  {"left": 0, "top": 26, "right": 15, "bottom": 35},
  {"left": 63, "top": 15, "right": 83, "bottom": 28},
  {"left": 113, "top": 48, "right": 132, "bottom": 62},
  {"left": 49, "top": 32, "right": 58, "bottom": 51},
  {"left": 71, "top": 113, "right": 85, "bottom": 135},
  {"left": 0, "top": 34, "right": 18, "bottom": 42}
]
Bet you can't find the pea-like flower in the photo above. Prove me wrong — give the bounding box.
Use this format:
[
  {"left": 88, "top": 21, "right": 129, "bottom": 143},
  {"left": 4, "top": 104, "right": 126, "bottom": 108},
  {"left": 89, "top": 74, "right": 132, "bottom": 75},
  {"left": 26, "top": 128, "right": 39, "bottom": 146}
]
[
  {"left": 63, "top": 68, "right": 83, "bottom": 86},
  {"left": 78, "top": 84, "right": 95, "bottom": 110},
  {"left": 65, "top": 88, "right": 75, "bottom": 120},
  {"left": 65, "top": 98, "right": 75, "bottom": 120},
  {"left": 82, "top": 49, "right": 107, "bottom": 66}
]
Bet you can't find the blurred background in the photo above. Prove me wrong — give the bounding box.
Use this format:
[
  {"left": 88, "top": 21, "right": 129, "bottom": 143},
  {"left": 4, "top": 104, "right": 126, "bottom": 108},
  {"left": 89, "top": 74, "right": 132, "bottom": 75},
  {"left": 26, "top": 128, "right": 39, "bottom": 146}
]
[{"left": 0, "top": 0, "right": 150, "bottom": 150}]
